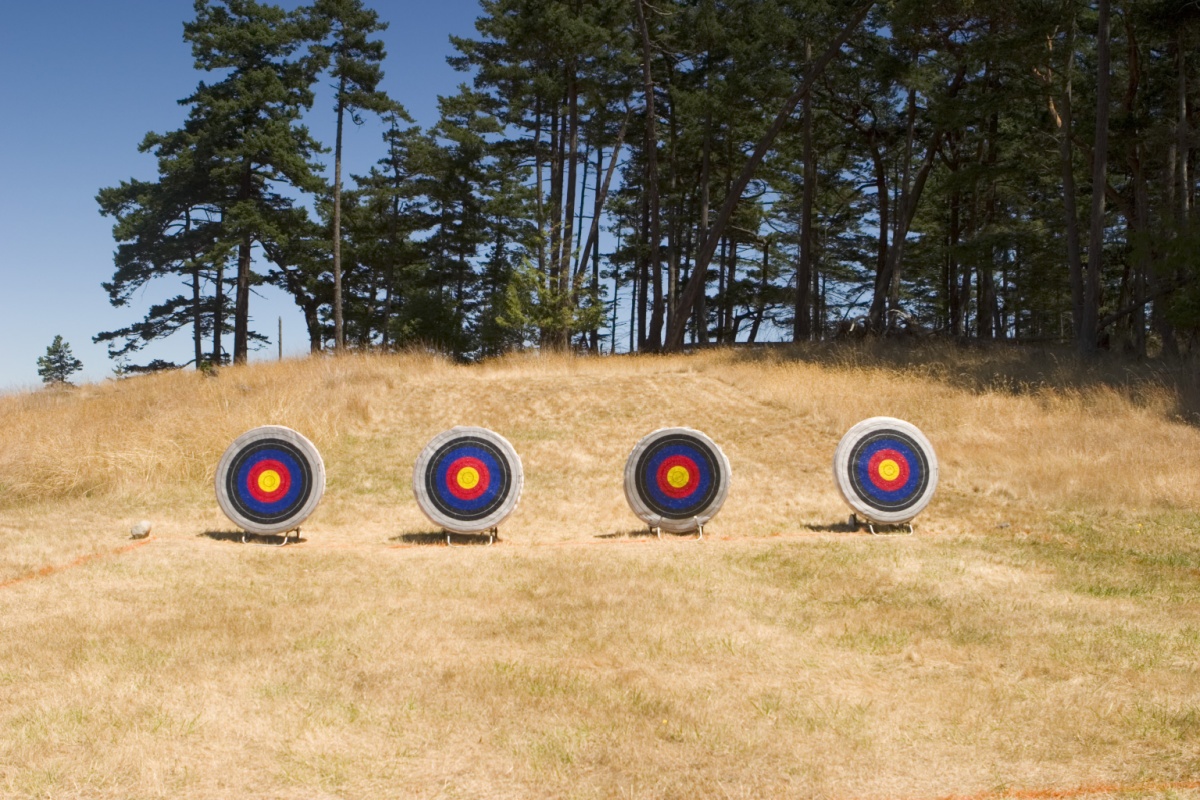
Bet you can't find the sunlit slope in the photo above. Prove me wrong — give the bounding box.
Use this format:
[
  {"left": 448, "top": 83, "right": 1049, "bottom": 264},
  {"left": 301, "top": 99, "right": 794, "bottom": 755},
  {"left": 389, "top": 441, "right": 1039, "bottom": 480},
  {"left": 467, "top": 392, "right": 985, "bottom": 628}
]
[{"left": 0, "top": 347, "right": 1196, "bottom": 562}]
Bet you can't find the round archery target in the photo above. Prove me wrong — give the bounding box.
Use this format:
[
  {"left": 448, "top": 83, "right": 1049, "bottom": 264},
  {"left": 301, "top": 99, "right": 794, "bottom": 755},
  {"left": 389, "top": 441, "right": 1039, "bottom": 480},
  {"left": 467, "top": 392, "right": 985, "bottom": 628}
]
[
  {"left": 215, "top": 426, "right": 326, "bottom": 535},
  {"left": 624, "top": 428, "right": 731, "bottom": 534},
  {"left": 413, "top": 427, "right": 524, "bottom": 534},
  {"left": 833, "top": 417, "right": 938, "bottom": 525}
]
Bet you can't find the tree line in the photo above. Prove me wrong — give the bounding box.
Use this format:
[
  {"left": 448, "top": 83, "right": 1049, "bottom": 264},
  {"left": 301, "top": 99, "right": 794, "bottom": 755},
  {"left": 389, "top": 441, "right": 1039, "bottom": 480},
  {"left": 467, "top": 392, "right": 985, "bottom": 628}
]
[{"left": 97, "top": 0, "right": 1200, "bottom": 369}]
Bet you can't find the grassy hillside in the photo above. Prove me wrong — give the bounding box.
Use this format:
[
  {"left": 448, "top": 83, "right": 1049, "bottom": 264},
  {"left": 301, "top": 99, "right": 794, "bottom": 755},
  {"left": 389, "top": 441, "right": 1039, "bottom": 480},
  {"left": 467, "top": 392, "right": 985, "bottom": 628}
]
[{"left": 0, "top": 346, "right": 1198, "bottom": 799}]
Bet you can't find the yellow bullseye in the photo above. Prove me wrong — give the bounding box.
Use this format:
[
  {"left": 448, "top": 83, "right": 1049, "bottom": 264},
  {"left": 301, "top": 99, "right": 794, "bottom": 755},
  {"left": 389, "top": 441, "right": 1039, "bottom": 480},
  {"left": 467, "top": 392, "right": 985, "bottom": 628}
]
[
  {"left": 878, "top": 459, "right": 901, "bottom": 482},
  {"left": 457, "top": 466, "right": 480, "bottom": 490},
  {"left": 667, "top": 465, "right": 691, "bottom": 488},
  {"left": 257, "top": 469, "right": 282, "bottom": 493}
]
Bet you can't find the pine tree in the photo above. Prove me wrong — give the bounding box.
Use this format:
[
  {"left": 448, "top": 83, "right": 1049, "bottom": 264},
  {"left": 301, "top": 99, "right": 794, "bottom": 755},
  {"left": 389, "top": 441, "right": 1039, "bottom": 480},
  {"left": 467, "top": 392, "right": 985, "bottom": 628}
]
[
  {"left": 310, "top": 0, "right": 397, "bottom": 351},
  {"left": 182, "top": 0, "right": 328, "bottom": 364},
  {"left": 96, "top": 126, "right": 232, "bottom": 370},
  {"left": 37, "top": 336, "right": 84, "bottom": 386}
]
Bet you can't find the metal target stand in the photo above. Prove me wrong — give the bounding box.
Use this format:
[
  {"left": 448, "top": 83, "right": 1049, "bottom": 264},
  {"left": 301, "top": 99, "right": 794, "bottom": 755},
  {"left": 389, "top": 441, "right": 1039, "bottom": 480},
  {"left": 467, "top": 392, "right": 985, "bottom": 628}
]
[
  {"left": 241, "top": 527, "right": 301, "bottom": 547},
  {"left": 651, "top": 516, "right": 705, "bottom": 541},
  {"left": 446, "top": 527, "right": 498, "bottom": 547},
  {"left": 848, "top": 514, "right": 913, "bottom": 536}
]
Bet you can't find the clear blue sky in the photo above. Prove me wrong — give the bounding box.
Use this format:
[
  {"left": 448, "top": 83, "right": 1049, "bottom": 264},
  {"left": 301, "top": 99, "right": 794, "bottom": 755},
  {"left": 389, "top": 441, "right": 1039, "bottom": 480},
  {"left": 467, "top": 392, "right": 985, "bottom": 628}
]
[{"left": 0, "top": 0, "right": 484, "bottom": 391}]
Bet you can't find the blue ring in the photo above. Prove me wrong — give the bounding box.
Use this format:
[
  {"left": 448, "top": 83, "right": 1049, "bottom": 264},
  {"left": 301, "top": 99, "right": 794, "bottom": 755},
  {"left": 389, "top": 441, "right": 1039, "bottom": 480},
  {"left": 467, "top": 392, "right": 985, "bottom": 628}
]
[
  {"left": 641, "top": 443, "right": 714, "bottom": 513},
  {"left": 853, "top": 438, "right": 922, "bottom": 505},
  {"left": 433, "top": 445, "right": 504, "bottom": 514},
  {"left": 234, "top": 448, "right": 305, "bottom": 516}
]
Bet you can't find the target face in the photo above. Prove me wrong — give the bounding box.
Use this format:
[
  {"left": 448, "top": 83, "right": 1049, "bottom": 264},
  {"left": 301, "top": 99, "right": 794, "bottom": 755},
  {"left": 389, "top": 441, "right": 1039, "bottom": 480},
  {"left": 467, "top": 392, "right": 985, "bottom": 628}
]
[
  {"left": 833, "top": 417, "right": 938, "bottom": 524},
  {"left": 215, "top": 426, "right": 326, "bottom": 535},
  {"left": 624, "top": 428, "right": 731, "bottom": 533},
  {"left": 413, "top": 427, "right": 524, "bottom": 534}
]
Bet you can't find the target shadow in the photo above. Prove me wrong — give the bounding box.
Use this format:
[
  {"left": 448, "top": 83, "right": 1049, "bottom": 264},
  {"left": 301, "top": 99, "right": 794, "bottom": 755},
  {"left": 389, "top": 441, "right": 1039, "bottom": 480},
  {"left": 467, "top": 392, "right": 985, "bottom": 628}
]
[
  {"left": 200, "top": 531, "right": 308, "bottom": 546},
  {"left": 802, "top": 519, "right": 868, "bottom": 534},
  {"left": 390, "top": 531, "right": 496, "bottom": 546},
  {"left": 595, "top": 528, "right": 687, "bottom": 540}
]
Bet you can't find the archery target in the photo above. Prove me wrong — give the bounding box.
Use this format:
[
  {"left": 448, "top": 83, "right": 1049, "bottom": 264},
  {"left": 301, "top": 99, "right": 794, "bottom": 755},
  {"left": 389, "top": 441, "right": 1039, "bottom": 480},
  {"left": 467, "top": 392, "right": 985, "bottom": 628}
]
[
  {"left": 833, "top": 417, "right": 938, "bottom": 525},
  {"left": 624, "top": 428, "right": 731, "bottom": 533},
  {"left": 215, "top": 426, "right": 326, "bottom": 535},
  {"left": 413, "top": 427, "right": 524, "bottom": 534}
]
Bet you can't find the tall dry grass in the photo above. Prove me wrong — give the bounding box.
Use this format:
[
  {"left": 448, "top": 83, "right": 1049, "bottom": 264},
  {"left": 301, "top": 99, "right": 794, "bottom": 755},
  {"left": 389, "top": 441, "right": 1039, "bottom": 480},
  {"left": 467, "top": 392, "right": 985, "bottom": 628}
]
[{"left": 2, "top": 344, "right": 1196, "bottom": 523}]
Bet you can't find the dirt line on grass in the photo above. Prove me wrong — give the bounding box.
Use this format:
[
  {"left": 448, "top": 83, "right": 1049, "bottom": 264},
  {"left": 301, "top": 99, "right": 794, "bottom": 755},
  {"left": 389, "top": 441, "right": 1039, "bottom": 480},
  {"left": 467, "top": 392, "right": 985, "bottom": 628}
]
[
  {"left": 143, "top": 527, "right": 875, "bottom": 553},
  {"left": 0, "top": 536, "right": 157, "bottom": 591}
]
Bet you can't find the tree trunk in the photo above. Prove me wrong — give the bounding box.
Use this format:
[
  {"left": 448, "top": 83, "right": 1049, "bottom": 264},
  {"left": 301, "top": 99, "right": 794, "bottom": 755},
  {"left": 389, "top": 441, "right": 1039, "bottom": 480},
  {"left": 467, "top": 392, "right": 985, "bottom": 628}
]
[
  {"left": 1051, "top": 20, "right": 1086, "bottom": 342},
  {"left": 213, "top": 260, "right": 224, "bottom": 363},
  {"left": 636, "top": 0, "right": 663, "bottom": 351},
  {"left": 1179, "top": 31, "right": 1191, "bottom": 228},
  {"left": 717, "top": 236, "right": 728, "bottom": 342},
  {"left": 233, "top": 159, "right": 253, "bottom": 365},
  {"left": 534, "top": 100, "right": 546, "bottom": 278},
  {"left": 1082, "top": 0, "right": 1111, "bottom": 355},
  {"left": 695, "top": 111, "right": 712, "bottom": 345},
  {"left": 948, "top": 191, "right": 963, "bottom": 335},
  {"left": 548, "top": 103, "right": 563, "bottom": 326},
  {"left": 794, "top": 40, "right": 815, "bottom": 342},
  {"left": 192, "top": 265, "right": 203, "bottom": 368},
  {"left": 185, "top": 208, "right": 202, "bottom": 369},
  {"left": 576, "top": 106, "right": 631, "bottom": 284},
  {"left": 332, "top": 75, "right": 347, "bottom": 351},
  {"left": 748, "top": 239, "right": 769, "bottom": 343},
  {"left": 590, "top": 145, "right": 603, "bottom": 351}
]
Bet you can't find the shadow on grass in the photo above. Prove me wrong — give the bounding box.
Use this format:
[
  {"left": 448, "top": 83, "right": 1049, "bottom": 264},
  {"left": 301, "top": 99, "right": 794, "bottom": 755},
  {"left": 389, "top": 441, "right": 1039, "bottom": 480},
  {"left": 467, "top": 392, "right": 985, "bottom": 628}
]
[
  {"left": 595, "top": 528, "right": 698, "bottom": 540},
  {"left": 200, "top": 530, "right": 308, "bottom": 546},
  {"left": 803, "top": 518, "right": 869, "bottom": 534},
  {"left": 389, "top": 531, "right": 496, "bottom": 546}
]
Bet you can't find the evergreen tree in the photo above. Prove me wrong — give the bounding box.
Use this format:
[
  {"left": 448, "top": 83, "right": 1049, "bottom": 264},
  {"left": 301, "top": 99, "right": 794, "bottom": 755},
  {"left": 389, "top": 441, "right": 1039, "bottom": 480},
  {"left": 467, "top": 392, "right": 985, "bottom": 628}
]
[
  {"left": 182, "top": 0, "right": 327, "bottom": 364},
  {"left": 96, "top": 126, "right": 232, "bottom": 370},
  {"left": 347, "top": 113, "right": 434, "bottom": 349},
  {"left": 37, "top": 337, "right": 84, "bottom": 386},
  {"left": 310, "top": 0, "right": 398, "bottom": 351}
]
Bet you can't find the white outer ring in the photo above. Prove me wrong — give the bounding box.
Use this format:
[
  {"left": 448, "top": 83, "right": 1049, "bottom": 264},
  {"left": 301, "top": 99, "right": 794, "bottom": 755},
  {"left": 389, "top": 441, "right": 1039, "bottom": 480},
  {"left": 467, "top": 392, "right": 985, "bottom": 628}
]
[
  {"left": 623, "top": 427, "right": 732, "bottom": 534},
  {"left": 215, "top": 425, "right": 327, "bottom": 535},
  {"left": 832, "top": 416, "right": 938, "bottom": 525},
  {"left": 412, "top": 426, "right": 524, "bottom": 534}
]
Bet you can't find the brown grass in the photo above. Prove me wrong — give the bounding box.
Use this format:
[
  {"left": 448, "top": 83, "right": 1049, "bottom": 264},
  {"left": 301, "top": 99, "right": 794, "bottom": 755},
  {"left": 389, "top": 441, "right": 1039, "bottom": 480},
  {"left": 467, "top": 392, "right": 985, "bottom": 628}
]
[{"left": 0, "top": 345, "right": 1197, "bottom": 799}]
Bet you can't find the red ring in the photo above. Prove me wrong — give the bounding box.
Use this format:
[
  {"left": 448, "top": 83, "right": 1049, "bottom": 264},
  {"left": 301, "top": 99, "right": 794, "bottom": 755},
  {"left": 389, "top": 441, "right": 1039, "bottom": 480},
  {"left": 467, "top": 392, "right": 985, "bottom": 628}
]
[
  {"left": 656, "top": 455, "right": 700, "bottom": 499},
  {"left": 445, "top": 456, "right": 490, "bottom": 501},
  {"left": 867, "top": 449, "right": 909, "bottom": 492},
  {"left": 246, "top": 459, "right": 291, "bottom": 503}
]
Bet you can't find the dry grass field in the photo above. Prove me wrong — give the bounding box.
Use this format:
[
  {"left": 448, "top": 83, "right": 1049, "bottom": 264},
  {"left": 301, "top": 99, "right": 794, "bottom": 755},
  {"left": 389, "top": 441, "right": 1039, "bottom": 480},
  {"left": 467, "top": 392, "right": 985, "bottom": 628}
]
[{"left": 0, "top": 344, "right": 1198, "bottom": 799}]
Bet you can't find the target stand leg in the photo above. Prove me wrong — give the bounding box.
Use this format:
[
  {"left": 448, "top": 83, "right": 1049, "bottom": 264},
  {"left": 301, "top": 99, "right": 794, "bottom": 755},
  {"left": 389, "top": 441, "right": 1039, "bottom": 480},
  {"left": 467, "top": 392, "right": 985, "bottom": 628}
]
[
  {"left": 867, "top": 520, "right": 915, "bottom": 536},
  {"left": 239, "top": 528, "right": 299, "bottom": 546},
  {"left": 694, "top": 517, "right": 704, "bottom": 541},
  {"left": 446, "top": 528, "right": 498, "bottom": 547},
  {"left": 651, "top": 526, "right": 662, "bottom": 540}
]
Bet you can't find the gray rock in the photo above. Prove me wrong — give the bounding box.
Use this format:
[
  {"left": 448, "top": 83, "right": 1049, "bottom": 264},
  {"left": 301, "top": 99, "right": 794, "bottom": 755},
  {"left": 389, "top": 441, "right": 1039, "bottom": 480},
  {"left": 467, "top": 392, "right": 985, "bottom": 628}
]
[{"left": 130, "top": 520, "right": 152, "bottom": 539}]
